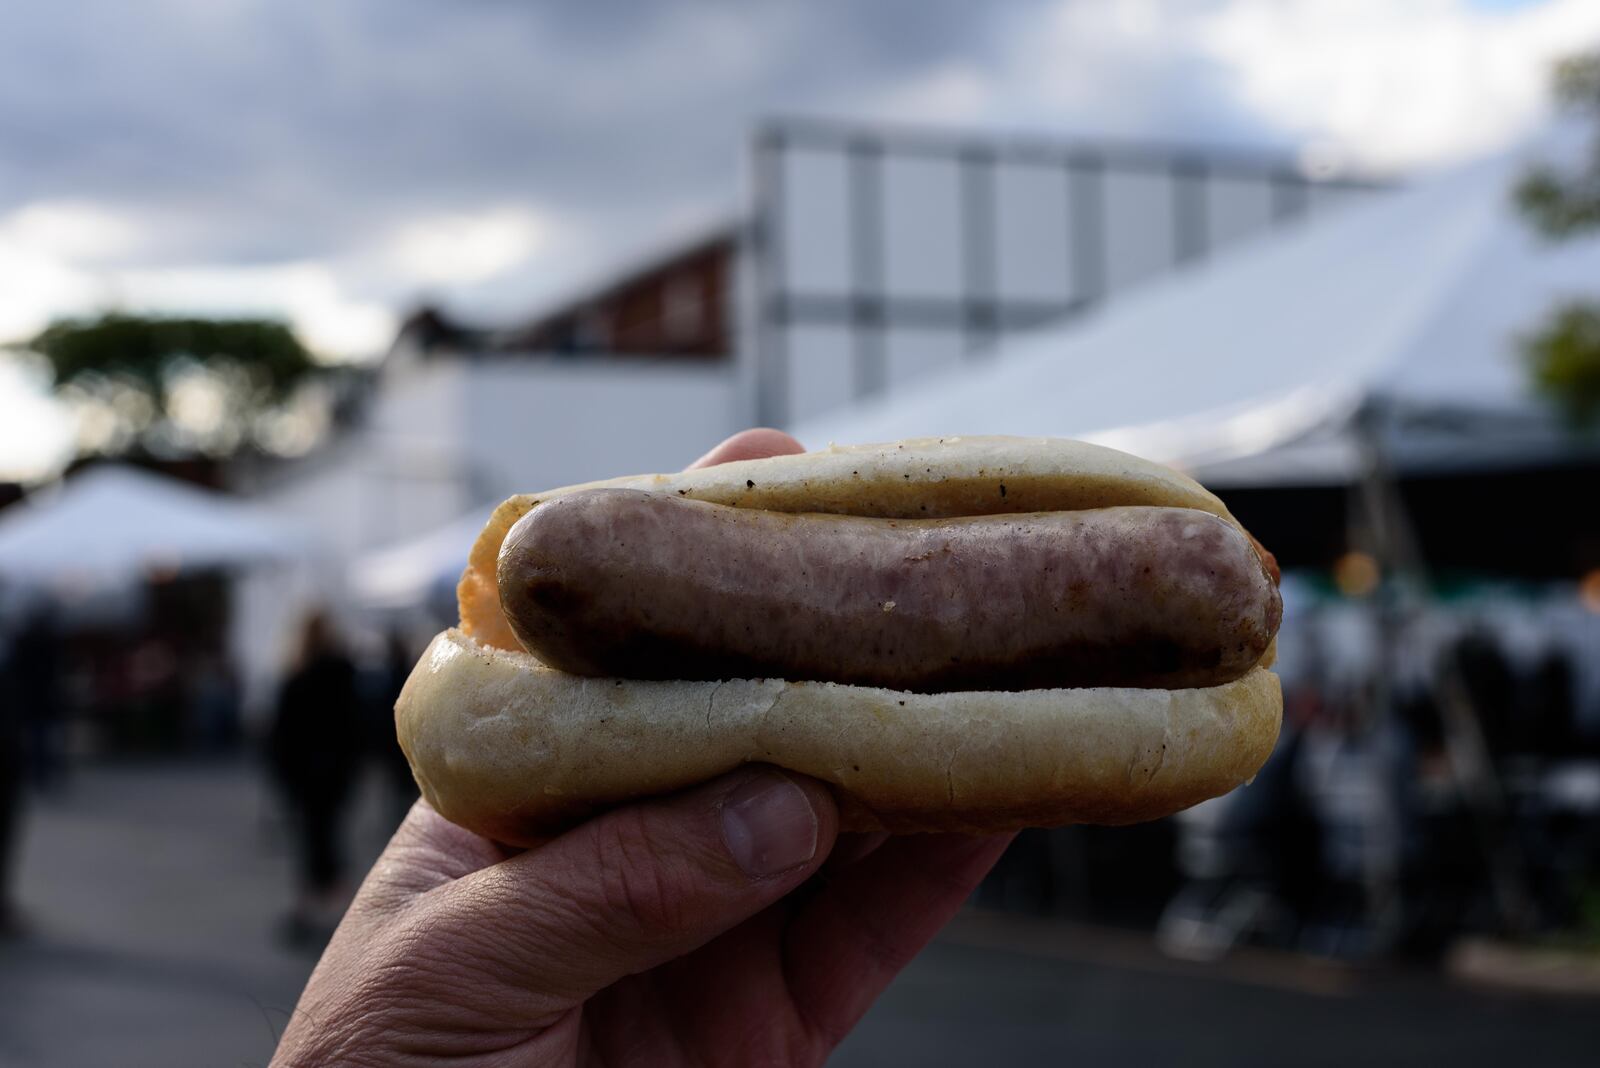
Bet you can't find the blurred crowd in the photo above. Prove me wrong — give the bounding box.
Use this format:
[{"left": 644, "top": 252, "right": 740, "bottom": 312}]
[
  {"left": 1160, "top": 627, "right": 1599, "bottom": 959},
  {"left": 986, "top": 591, "right": 1600, "bottom": 965},
  {"left": 3, "top": 572, "right": 1600, "bottom": 963}
]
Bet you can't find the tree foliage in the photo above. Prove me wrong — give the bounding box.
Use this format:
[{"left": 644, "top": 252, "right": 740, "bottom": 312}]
[
  {"left": 1514, "top": 51, "right": 1600, "bottom": 428},
  {"left": 1522, "top": 304, "right": 1600, "bottom": 427},
  {"left": 31, "top": 313, "right": 315, "bottom": 399},
  {"left": 25, "top": 313, "right": 324, "bottom": 458}
]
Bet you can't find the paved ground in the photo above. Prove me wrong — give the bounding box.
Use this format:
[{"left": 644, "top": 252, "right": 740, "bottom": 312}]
[
  {"left": 2, "top": 761, "right": 1597, "bottom": 1067},
  {"left": 0, "top": 760, "right": 369, "bottom": 1068},
  {"left": 836, "top": 914, "right": 1600, "bottom": 1066}
]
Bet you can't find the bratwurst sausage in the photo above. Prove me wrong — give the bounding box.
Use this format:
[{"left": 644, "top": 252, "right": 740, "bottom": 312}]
[{"left": 497, "top": 488, "right": 1281, "bottom": 692}]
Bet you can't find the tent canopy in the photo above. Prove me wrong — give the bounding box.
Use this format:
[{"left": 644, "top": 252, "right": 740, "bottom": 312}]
[
  {"left": 788, "top": 128, "right": 1600, "bottom": 486},
  {"left": 0, "top": 465, "right": 315, "bottom": 587},
  {"left": 349, "top": 507, "right": 490, "bottom": 610}
]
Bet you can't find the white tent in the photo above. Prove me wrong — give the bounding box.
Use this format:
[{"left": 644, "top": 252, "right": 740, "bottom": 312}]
[
  {"left": 788, "top": 129, "right": 1600, "bottom": 487},
  {"left": 0, "top": 465, "right": 323, "bottom": 723},
  {"left": 349, "top": 506, "right": 491, "bottom": 611},
  {"left": 0, "top": 465, "right": 313, "bottom": 585}
]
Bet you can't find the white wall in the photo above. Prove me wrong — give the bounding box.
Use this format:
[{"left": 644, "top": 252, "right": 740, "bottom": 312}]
[
  {"left": 247, "top": 352, "right": 739, "bottom": 642},
  {"left": 460, "top": 357, "right": 741, "bottom": 498},
  {"left": 260, "top": 354, "right": 739, "bottom": 575}
]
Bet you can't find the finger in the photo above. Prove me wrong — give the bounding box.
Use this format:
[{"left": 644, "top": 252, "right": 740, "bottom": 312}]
[
  {"left": 419, "top": 766, "right": 839, "bottom": 1014},
  {"left": 688, "top": 428, "right": 804, "bottom": 469},
  {"left": 345, "top": 801, "right": 513, "bottom": 919},
  {"left": 782, "top": 832, "right": 1014, "bottom": 1045}
]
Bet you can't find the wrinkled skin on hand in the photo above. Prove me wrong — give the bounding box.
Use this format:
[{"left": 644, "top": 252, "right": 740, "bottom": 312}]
[{"left": 270, "top": 430, "right": 1013, "bottom": 1067}]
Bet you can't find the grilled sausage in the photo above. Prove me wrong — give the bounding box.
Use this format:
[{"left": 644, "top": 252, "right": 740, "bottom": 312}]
[{"left": 497, "top": 488, "right": 1281, "bottom": 692}]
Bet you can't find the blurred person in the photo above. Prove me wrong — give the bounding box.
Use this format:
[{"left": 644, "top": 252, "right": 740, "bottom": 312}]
[
  {"left": 1520, "top": 649, "right": 1577, "bottom": 758},
  {"left": 1294, "top": 672, "right": 1409, "bottom": 959},
  {"left": 0, "top": 620, "right": 26, "bottom": 935},
  {"left": 119, "top": 628, "right": 183, "bottom": 751},
  {"left": 270, "top": 430, "right": 1014, "bottom": 1066},
  {"left": 1442, "top": 627, "right": 1515, "bottom": 763},
  {"left": 11, "top": 603, "right": 64, "bottom": 790},
  {"left": 188, "top": 649, "right": 241, "bottom": 753},
  {"left": 1508, "top": 649, "right": 1592, "bottom": 933},
  {"left": 1262, "top": 698, "right": 1328, "bottom": 927},
  {"left": 1158, "top": 685, "right": 1324, "bottom": 959},
  {"left": 371, "top": 627, "right": 421, "bottom": 826},
  {"left": 268, "top": 610, "right": 364, "bottom": 945},
  {"left": 1407, "top": 629, "right": 1541, "bottom": 943}
]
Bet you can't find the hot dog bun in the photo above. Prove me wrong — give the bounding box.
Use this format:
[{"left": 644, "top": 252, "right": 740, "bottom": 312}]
[
  {"left": 400, "top": 628, "right": 1281, "bottom": 846},
  {"left": 402, "top": 436, "right": 1283, "bottom": 846}
]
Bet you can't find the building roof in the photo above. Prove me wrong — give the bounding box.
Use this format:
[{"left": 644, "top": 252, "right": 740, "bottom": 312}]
[{"left": 394, "top": 228, "right": 737, "bottom": 360}]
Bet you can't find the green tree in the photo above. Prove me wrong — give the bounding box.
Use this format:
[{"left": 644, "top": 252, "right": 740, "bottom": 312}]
[
  {"left": 23, "top": 313, "right": 327, "bottom": 458},
  {"left": 1514, "top": 51, "right": 1600, "bottom": 427}
]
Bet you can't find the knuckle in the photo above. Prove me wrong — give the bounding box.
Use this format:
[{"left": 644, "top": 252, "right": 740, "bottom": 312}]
[{"left": 590, "top": 807, "right": 697, "bottom": 936}]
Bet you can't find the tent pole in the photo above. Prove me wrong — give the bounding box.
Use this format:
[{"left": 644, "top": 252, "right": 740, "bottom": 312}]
[{"left": 1352, "top": 401, "right": 1538, "bottom": 938}]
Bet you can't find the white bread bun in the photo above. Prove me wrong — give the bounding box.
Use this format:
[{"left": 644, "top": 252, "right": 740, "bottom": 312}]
[{"left": 399, "top": 628, "right": 1281, "bottom": 846}]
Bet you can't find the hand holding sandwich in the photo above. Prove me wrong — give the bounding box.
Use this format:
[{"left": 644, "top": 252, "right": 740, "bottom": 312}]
[{"left": 271, "top": 431, "right": 1014, "bottom": 1068}]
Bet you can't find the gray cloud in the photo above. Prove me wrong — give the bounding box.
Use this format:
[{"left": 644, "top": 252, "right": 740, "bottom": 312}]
[{"left": 0, "top": 0, "right": 1269, "bottom": 325}]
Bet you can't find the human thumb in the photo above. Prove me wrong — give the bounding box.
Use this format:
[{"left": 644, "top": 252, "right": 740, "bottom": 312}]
[{"left": 420, "top": 766, "right": 839, "bottom": 1012}]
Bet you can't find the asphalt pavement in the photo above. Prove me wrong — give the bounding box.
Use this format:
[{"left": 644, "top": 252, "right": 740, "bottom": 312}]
[{"left": 1, "top": 761, "right": 1595, "bottom": 1067}]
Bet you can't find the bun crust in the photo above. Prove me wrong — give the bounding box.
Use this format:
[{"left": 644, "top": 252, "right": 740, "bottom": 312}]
[{"left": 398, "top": 629, "right": 1282, "bottom": 847}]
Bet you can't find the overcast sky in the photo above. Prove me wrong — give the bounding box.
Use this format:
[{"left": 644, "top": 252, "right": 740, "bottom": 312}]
[{"left": 2, "top": 0, "right": 1598, "bottom": 477}]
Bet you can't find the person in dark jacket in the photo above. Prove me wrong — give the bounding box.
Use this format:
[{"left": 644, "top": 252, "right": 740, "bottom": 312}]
[
  {"left": 373, "top": 629, "right": 421, "bottom": 827},
  {"left": 268, "top": 611, "right": 364, "bottom": 944},
  {"left": 11, "top": 605, "right": 63, "bottom": 791},
  {"left": 0, "top": 628, "right": 27, "bottom": 936}
]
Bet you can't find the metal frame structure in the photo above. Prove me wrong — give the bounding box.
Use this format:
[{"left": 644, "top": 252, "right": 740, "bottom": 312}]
[{"left": 747, "top": 117, "right": 1387, "bottom": 427}]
